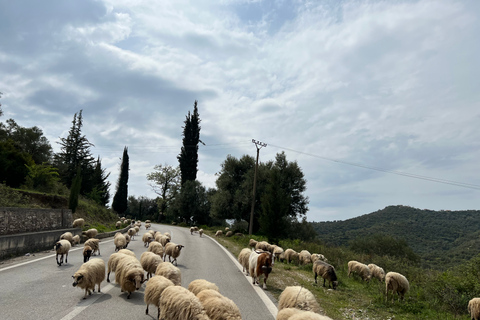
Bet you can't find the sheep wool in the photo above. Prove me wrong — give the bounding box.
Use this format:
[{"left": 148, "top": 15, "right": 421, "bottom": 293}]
[
  {"left": 237, "top": 248, "right": 252, "bottom": 276},
  {"left": 348, "top": 261, "right": 371, "bottom": 282},
  {"left": 84, "top": 238, "right": 100, "bottom": 256},
  {"left": 312, "top": 260, "right": 338, "bottom": 289},
  {"left": 385, "top": 272, "right": 409, "bottom": 302},
  {"left": 276, "top": 308, "right": 303, "bottom": 320},
  {"left": 60, "top": 232, "right": 74, "bottom": 244},
  {"left": 215, "top": 230, "right": 223, "bottom": 237},
  {"left": 273, "top": 246, "right": 284, "bottom": 261},
  {"left": 197, "top": 289, "right": 242, "bottom": 320},
  {"left": 188, "top": 279, "right": 220, "bottom": 296},
  {"left": 148, "top": 241, "right": 165, "bottom": 257},
  {"left": 248, "top": 239, "right": 258, "bottom": 248},
  {"left": 72, "top": 218, "right": 85, "bottom": 228},
  {"left": 144, "top": 275, "right": 175, "bottom": 318},
  {"left": 289, "top": 311, "right": 333, "bottom": 320},
  {"left": 159, "top": 285, "right": 210, "bottom": 320},
  {"left": 278, "top": 286, "right": 321, "bottom": 313},
  {"left": 83, "top": 228, "right": 98, "bottom": 239},
  {"left": 284, "top": 249, "right": 299, "bottom": 264},
  {"left": 158, "top": 235, "right": 171, "bottom": 247},
  {"left": 199, "top": 229, "right": 204, "bottom": 237},
  {"left": 468, "top": 298, "right": 480, "bottom": 320},
  {"left": 114, "top": 233, "right": 127, "bottom": 252},
  {"left": 164, "top": 242, "right": 184, "bottom": 266},
  {"left": 72, "top": 258, "right": 105, "bottom": 299},
  {"left": 368, "top": 264, "right": 386, "bottom": 282},
  {"left": 299, "top": 250, "right": 312, "bottom": 265},
  {"left": 140, "top": 251, "right": 163, "bottom": 279},
  {"left": 127, "top": 228, "right": 136, "bottom": 240},
  {"left": 142, "top": 233, "right": 153, "bottom": 247},
  {"left": 225, "top": 231, "right": 233, "bottom": 237},
  {"left": 83, "top": 245, "right": 93, "bottom": 263},
  {"left": 163, "top": 232, "right": 171, "bottom": 240},
  {"left": 155, "top": 262, "right": 181, "bottom": 286},
  {"left": 311, "top": 254, "right": 327, "bottom": 264},
  {"left": 115, "top": 255, "right": 145, "bottom": 298},
  {"left": 55, "top": 239, "right": 71, "bottom": 266},
  {"left": 72, "top": 235, "right": 81, "bottom": 246},
  {"left": 115, "top": 221, "right": 122, "bottom": 228}
]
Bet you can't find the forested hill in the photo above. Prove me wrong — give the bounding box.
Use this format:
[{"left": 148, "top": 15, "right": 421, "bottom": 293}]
[{"left": 311, "top": 205, "right": 480, "bottom": 268}]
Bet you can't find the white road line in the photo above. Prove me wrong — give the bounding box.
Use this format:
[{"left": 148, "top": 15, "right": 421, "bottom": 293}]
[
  {"left": 205, "top": 235, "right": 278, "bottom": 319},
  {"left": 60, "top": 283, "right": 115, "bottom": 320}
]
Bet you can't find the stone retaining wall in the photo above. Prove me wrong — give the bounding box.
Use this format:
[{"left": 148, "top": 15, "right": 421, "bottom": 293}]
[{"left": 0, "top": 207, "right": 72, "bottom": 235}]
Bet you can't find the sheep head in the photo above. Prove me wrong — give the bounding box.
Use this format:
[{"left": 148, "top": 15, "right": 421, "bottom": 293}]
[
  {"left": 72, "top": 274, "right": 84, "bottom": 287},
  {"left": 128, "top": 270, "right": 145, "bottom": 290}
]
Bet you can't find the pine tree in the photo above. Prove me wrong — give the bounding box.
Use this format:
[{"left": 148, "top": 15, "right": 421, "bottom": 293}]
[
  {"left": 112, "top": 147, "right": 129, "bottom": 214},
  {"left": 177, "top": 101, "right": 202, "bottom": 186},
  {"left": 87, "top": 156, "right": 111, "bottom": 206}
]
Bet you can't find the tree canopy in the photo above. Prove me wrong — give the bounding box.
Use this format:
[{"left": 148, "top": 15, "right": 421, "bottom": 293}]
[
  {"left": 112, "top": 147, "right": 129, "bottom": 215},
  {"left": 178, "top": 100, "right": 201, "bottom": 186}
]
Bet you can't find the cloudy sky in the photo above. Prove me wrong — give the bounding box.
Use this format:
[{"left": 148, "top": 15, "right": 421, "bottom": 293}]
[{"left": 1, "top": 0, "right": 479, "bottom": 222}]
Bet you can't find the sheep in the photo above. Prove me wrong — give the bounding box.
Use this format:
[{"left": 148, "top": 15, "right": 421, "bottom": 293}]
[
  {"left": 385, "top": 271, "right": 409, "bottom": 302},
  {"left": 144, "top": 275, "right": 175, "bottom": 318},
  {"left": 273, "top": 246, "right": 284, "bottom": 262},
  {"left": 115, "top": 221, "right": 122, "bottom": 228},
  {"left": 164, "top": 242, "right": 184, "bottom": 266},
  {"left": 469, "top": 298, "right": 480, "bottom": 320},
  {"left": 289, "top": 311, "right": 333, "bottom": 320},
  {"left": 155, "top": 262, "right": 181, "bottom": 286},
  {"left": 118, "top": 249, "right": 136, "bottom": 257},
  {"left": 83, "top": 245, "right": 93, "bottom": 263},
  {"left": 158, "top": 235, "right": 171, "bottom": 247},
  {"left": 313, "top": 260, "right": 338, "bottom": 289},
  {"left": 142, "top": 232, "right": 154, "bottom": 247},
  {"left": 368, "top": 263, "right": 386, "bottom": 282},
  {"left": 299, "top": 250, "right": 312, "bottom": 265},
  {"left": 83, "top": 228, "right": 98, "bottom": 239},
  {"left": 55, "top": 239, "right": 71, "bottom": 266},
  {"left": 249, "top": 250, "right": 273, "bottom": 289},
  {"left": 348, "top": 261, "right": 371, "bottom": 282},
  {"left": 197, "top": 289, "right": 242, "bottom": 320},
  {"left": 190, "top": 227, "right": 195, "bottom": 235},
  {"left": 114, "top": 233, "right": 127, "bottom": 251},
  {"left": 237, "top": 248, "right": 252, "bottom": 276},
  {"left": 72, "top": 258, "right": 105, "bottom": 299},
  {"left": 106, "top": 251, "right": 135, "bottom": 282},
  {"left": 284, "top": 249, "right": 299, "bottom": 264},
  {"left": 148, "top": 241, "right": 165, "bottom": 258},
  {"left": 84, "top": 238, "right": 100, "bottom": 256},
  {"left": 145, "top": 219, "right": 151, "bottom": 223},
  {"left": 134, "top": 226, "right": 140, "bottom": 235},
  {"left": 278, "top": 286, "right": 321, "bottom": 313},
  {"left": 60, "top": 232, "right": 74, "bottom": 244},
  {"left": 225, "top": 231, "right": 233, "bottom": 237},
  {"left": 127, "top": 228, "right": 136, "bottom": 240},
  {"left": 255, "top": 241, "right": 272, "bottom": 252},
  {"left": 115, "top": 255, "right": 145, "bottom": 298},
  {"left": 72, "top": 218, "right": 85, "bottom": 228},
  {"left": 125, "top": 234, "right": 131, "bottom": 247},
  {"left": 163, "top": 232, "right": 171, "bottom": 240},
  {"left": 140, "top": 251, "right": 163, "bottom": 280},
  {"left": 225, "top": 227, "right": 230, "bottom": 231},
  {"left": 249, "top": 239, "right": 258, "bottom": 248},
  {"left": 199, "top": 229, "right": 204, "bottom": 237},
  {"left": 145, "top": 223, "right": 151, "bottom": 229},
  {"left": 188, "top": 279, "right": 220, "bottom": 296},
  {"left": 159, "top": 285, "right": 210, "bottom": 320},
  {"left": 215, "top": 230, "right": 223, "bottom": 237},
  {"left": 72, "top": 235, "right": 81, "bottom": 246},
  {"left": 276, "top": 308, "right": 303, "bottom": 320},
  {"left": 311, "top": 254, "right": 327, "bottom": 263}
]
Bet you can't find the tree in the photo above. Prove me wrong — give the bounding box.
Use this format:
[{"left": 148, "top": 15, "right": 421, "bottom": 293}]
[
  {"left": 69, "top": 168, "right": 82, "bottom": 214},
  {"left": 146, "top": 164, "right": 180, "bottom": 220},
  {"left": 87, "top": 157, "right": 111, "bottom": 206},
  {"left": 168, "top": 180, "right": 211, "bottom": 225},
  {"left": 177, "top": 100, "right": 202, "bottom": 186},
  {"left": 112, "top": 147, "right": 129, "bottom": 215},
  {"left": 24, "top": 163, "right": 59, "bottom": 193},
  {"left": 125, "top": 196, "right": 159, "bottom": 221},
  {"left": 0, "top": 140, "right": 34, "bottom": 188}
]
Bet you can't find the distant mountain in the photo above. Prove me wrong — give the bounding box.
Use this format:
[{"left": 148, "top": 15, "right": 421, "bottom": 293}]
[{"left": 311, "top": 205, "right": 480, "bottom": 268}]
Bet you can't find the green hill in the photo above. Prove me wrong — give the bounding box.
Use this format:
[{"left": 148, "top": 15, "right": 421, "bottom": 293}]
[{"left": 311, "top": 205, "right": 480, "bottom": 268}]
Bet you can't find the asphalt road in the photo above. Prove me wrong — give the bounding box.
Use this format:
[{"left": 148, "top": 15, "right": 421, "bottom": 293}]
[{"left": 0, "top": 224, "right": 277, "bottom": 320}]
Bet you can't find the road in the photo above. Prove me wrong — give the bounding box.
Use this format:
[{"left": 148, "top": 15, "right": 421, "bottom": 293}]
[{"left": 0, "top": 224, "right": 277, "bottom": 320}]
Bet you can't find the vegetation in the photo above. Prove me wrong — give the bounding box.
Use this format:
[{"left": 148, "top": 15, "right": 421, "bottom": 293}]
[
  {"left": 112, "top": 146, "right": 129, "bottom": 215},
  {"left": 178, "top": 100, "right": 202, "bottom": 186},
  {"left": 146, "top": 163, "right": 180, "bottom": 220}
]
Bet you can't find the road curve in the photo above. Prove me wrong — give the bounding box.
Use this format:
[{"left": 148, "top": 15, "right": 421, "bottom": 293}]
[{"left": 0, "top": 223, "right": 277, "bottom": 320}]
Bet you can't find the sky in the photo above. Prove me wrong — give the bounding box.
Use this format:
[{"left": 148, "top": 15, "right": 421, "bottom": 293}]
[{"left": 1, "top": 0, "right": 479, "bottom": 222}]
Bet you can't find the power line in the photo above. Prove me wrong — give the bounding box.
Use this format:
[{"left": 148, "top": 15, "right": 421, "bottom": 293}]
[{"left": 268, "top": 143, "right": 480, "bottom": 191}]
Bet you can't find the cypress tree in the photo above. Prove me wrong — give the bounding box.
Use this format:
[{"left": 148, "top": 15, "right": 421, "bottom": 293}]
[
  {"left": 112, "top": 147, "right": 129, "bottom": 214},
  {"left": 69, "top": 168, "right": 82, "bottom": 214}
]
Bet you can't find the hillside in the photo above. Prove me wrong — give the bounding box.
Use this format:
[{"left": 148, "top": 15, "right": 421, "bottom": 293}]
[{"left": 311, "top": 205, "right": 480, "bottom": 268}]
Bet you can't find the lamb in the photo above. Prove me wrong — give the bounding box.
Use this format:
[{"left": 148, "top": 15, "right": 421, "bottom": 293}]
[
  {"left": 249, "top": 250, "right": 273, "bottom": 289},
  {"left": 249, "top": 239, "right": 258, "bottom": 248},
  {"left": 72, "top": 235, "right": 81, "bottom": 246},
  {"left": 55, "top": 239, "right": 71, "bottom": 266},
  {"left": 188, "top": 279, "right": 220, "bottom": 296},
  {"left": 148, "top": 241, "right": 165, "bottom": 258},
  {"left": 114, "top": 233, "right": 127, "bottom": 251},
  {"left": 83, "top": 228, "right": 98, "bottom": 239},
  {"left": 140, "top": 251, "right": 163, "bottom": 280},
  {"left": 348, "top": 261, "right": 371, "bottom": 282},
  {"left": 72, "top": 258, "right": 105, "bottom": 299},
  {"left": 159, "top": 285, "right": 210, "bottom": 320},
  {"left": 277, "top": 286, "right": 321, "bottom": 313},
  {"left": 284, "top": 249, "right": 299, "bottom": 264},
  {"left": 197, "top": 289, "right": 242, "bottom": 320},
  {"left": 60, "top": 232, "right": 74, "bottom": 244},
  {"left": 83, "top": 245, "right": 93, "bottom": 263},
  {"left": 106, "top": 250, "right": 135, "bottom": 282},
  {"left": 164, "top": 242, "right": 184, "bottom": 266},
  {"left": 72, "top": 218, "right": 85, "bottom": 228},
  {"left": 199, "top": 229, "right": 204, "bottom": 237},
  {"left": 84, "top": 238, "right": 100, "bottom": 256},
  {"left": 237, "top": 248, "right": 252, "bottom": 276},
  {"left": 368, "top": 263, "right": 386, "bottom": 282},
  {"left": 142, "top": 232, "right": 153, "bottom": 247},
  {"left": 215, "top": 230, "right": 223, "bottom": 237},
  {"left": 155, "top": 261, "right": 182, "bottom": 286},
  {"left": 299, "top": 250, "right": 312, "bottom": 265},
  {"left": 385, "top": 271, "right": 409, "bottom": 302},
  {"left": 127, "top": 228, "right": 136, "bottom": 240},
  {"left": 313, "top": 260, "right": 338, "bottom": 289},
  {"left": 468, "top": 298, "right": 480, "bottom": 320},
  {"left": 115, "top": 255, "right": 145, "bottom": 298},
  {"left": 144, "top": 275, "right": 175, "bottom": 318}
]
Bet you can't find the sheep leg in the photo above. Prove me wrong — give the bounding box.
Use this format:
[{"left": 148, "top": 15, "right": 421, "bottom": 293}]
[
  {"left": 314, "top": 273, "right": 317, "bottom": 284},
  {"left": 97, "top": 282, "right": 101, "bottom": 293},
  {"left": 56, "top": 253, "right": 60, "bottom": 266},
  {"left": 65, "top": 253, "right": 68, "bottom": 264},
  {"left": 145, "top": 304, "right": 149, "bottom": 315},
  {"left": 107, "top": 272, "right": 110, "bottom": 282}
]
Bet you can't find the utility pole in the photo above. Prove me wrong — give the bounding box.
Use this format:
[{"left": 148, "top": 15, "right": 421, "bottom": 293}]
[{"left": 249, "top": 139, "right": 267, "bottom": 235}]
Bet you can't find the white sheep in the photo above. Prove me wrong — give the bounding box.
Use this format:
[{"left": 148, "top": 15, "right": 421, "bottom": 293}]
[
  {"left": 144, "top": 275, "right": 175, "bottom": 318},
  {"left": 145, "top": 219, "right": 151, "bottom": 223},
  {"left": 276, "top": 308, "right": 303, "bottom": 320},
  {"left": 225, "top": 231, "right": 233, "bottom": 237},
  {"left": 142, "top": 232, "right": 153, "bottom": 247},
  {"left": 158, "top": 235, "right": 171, "bottom": 247},
  {"left": 155, "top": 261, "right": 181, "bottom": 286},
  {"left": 60, "top": 232, "right": 74, "bottom": 244},
  {"left": 72, "top": 218, "right": 85, "bottom": 228},
  {"left": 188, "top": 279, "right": 220, "bottom": 296},
  {"left": 255, "top": 241, "right": 272, "bottom": 252},
  {"left": 148, "top": 241, "right": 165, "bottom": 258},
  {"left": 313, "top": 260, "right": 338, "bottom": 289},
  {"left": 164, "top": 242, "right": 184, "bottom": 266},
  {"left": 72, "top": 235, "right": 81, "bottom": 246},
  {"left": 299, "top": 250, "right": 312, "bottom": 265},
  {"left": 140, "top": 251, "right": 163, "bottom": 280},
  {"left": 289, "top": 311, "right": 333, "bottom": 320},
  {"left": 163, "top": 232, "right": 171, "bottom": 240},
  {"left": 83, "top": 245, "right": 92, "bottom": 263},
  {"left": 215, "top": 230, "right": 223, "bottom": 237},
  {"left": 469, "top": 298, "right": 480, "bottom": 320},
  {"left": 72, "top": 258, "right": 105, "bottom": 299},
  {"left": 127, "top": 228, "right": 136, "bottom": 240},
  {"left": 114, "top": 233, "right": 127, "bottom": 251},
  {"left": 115, "top": 255, "right": 145, "bottom": 299},
  {"left": 199, "top": 229, "right": 204, "bottom": 237},
  {"left": 134, "top": 226, "right": 140, "bottom": 235},
  {"left": 145, "top": 223, "right": 151, "bottom": 229},
  {"left": 278, "top": 286, "right": 321, "bottom": 313},
  {"left": 311, "top": 253, "right": 327, "bottom": 263},
  {"left": 125, "top": 234, "right": 131, "bottom": 247},
  {"left": 273, "top": 246, "right": 284, "bottom": 262},
  {"left": 348, "top": 261, "right": 371, "bottom": 282},
  {"left": 284, "top": 249, "right": 299, "bottom": 264},
  {"left": 55, "top": 239, "right": 71, "bottom": 266},
  {"left": 159, "top": 285, "right": 210, "bottom": 320},
  {"left": 106, "top": 250, "right": 136, "bottom": 282},
  {"left": 368, "top": 263, "right": 386, "bottom": 282},
  {"left": 84, "top": 238, "right": 100, "bottom": 256},
  {"left": 83, "top": 228, "right": 98, "bottom": 239},
  {"left": 197, "top": 289, "right": 242, "bottom": 320},
  {"left": 385, "top": 271, "right": 409, "bottom": 302},
  {"left": 115, "top": 221, "right": 122, "bottom": 228},
  {"left": 249, "top": 239, "right": 258, "bottom": 248},
  {"left": 237, "top": 248, "right": 252, "bottom": 276}
]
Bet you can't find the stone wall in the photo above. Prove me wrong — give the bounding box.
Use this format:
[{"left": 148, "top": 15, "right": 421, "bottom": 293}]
[{"left": 0, "top": 207, "right": 72, "bottom": 235}]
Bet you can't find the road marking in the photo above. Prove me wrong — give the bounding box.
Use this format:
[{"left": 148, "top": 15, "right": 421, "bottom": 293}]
[
  {"left": 0, "top": 239, "right": 114, "bottom": 272},
  {"left": 59, "top": 283, "right": 115, "bottom": 320}
]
